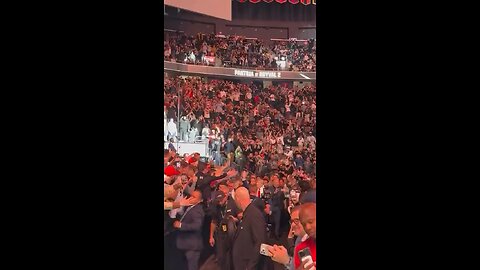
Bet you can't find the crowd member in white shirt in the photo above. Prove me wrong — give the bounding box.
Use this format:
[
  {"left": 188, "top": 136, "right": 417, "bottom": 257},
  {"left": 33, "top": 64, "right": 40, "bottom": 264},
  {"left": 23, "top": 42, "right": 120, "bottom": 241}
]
[
  {"left": 188, "top": 127, "right": 198, "bottom": 142},
  {"left": 245, "top": 90, "right": 252, "bottom": 100},
  {"left": 164, "top": 115, "right": 168, "bottom": 142},
  {"left": 276, "top": 133, "right": 285, "bottom": 146},
  {"left": 297, "top": 136, "right": 305, "bottom": 148},
  {"left": 233, "top": 90, "right": 240, "bottom": 103},
  {"left": 201, "top": 124, "right": 211, "bottom": 139},
  {"left": 167, "top": 118, "right": 177, "bottom": 142},
  {"left": 307, "top": 132, "right": 316, "bottom": 144},
  {"left": 285, "top": 146, "right": 294, "bottom": 158}
]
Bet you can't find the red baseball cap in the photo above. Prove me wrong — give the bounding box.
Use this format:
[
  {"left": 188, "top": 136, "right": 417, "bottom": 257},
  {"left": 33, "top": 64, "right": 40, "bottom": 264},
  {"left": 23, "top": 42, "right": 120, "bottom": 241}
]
[
  {"left": 187, "top": 157, "right": 198, "bottom": 164},
  {"left": 164, "top": 165, "right": 180, "bottom": 177}
]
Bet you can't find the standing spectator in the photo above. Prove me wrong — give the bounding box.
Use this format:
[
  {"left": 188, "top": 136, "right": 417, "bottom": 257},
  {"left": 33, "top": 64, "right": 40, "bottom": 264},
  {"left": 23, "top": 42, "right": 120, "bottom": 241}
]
[
  {"left": 164, "top": 110, "right": 168, "bottom": 142},
  {"left": 249, "top": 185, "right": 267, "bottom": 217},
  {"left": 201, "top": 124, "right": 210, "bottom": 139},
  {"left": 293, "top": 203, "right": 316, "bottom": 269},
  {"left": 167, "top": 118, "right": 178, "bottom": 142},
  {"left": 196, "top": 116, "right": 205, "bottom": 135},
  {"left": 196, "top": 164, "right": 236, "bottom": 203},
  {"left": 266, "top": 205, "right": 308, "bottom": 270},
  {"left": 256, "top": 177, "right": 266, "bottom": 198},
  {"left": 303, "top": 157, "right": 314, "bottom": 175},
  {"left": 168, "top": 138, "right": 176, "bottom": 152},
  {"left": 211, "top": 134, "right": 223, "bottom": 165},
  {"left": 179, "top": 116, "right": 190, "bottom": 142},
  {"left": 294, "top": 154, "right": 304, "bottom": 169},
  {"left": 225, "top": 138, "right": 235, "bottom": 162},
  {"left": 298, "top": 180, "right": 316, "bottom": 204},
  {"left": 269, "top": 175, "right": 287, "bottom": 239},
  {"left": 189, "top": 126, "right": 198, "bottom": 142}
]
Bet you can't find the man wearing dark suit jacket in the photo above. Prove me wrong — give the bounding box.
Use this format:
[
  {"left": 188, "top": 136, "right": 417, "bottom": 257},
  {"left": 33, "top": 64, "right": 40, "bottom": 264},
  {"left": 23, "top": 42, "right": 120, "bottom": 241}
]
[
  {"left": 249, "top": 185, "right": 266, "bottom": 214},
  {"left": 173, "top": 190, "right": 205, "bottom": 270},
  {"left": 232, "top": 187, "right": 267, "bottom": 270}
]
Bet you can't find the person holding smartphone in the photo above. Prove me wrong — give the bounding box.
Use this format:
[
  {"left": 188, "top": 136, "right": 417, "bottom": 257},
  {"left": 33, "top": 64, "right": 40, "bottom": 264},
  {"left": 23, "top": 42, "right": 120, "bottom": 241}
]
[
  {"left": 293, "top": 203, "right": 316, "bottom": 269},
  {"left": 266, "top": 205, "right": 308, "bottom": 270}
]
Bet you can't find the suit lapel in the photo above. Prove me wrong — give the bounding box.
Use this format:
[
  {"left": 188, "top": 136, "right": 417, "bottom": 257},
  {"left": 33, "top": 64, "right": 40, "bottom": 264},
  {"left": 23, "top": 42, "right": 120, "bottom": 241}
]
[
  {"left": 233, "top": 217, "right": 242, "bottom": 242},
  {"left": 180, "top": 204, "right": 197, "bottom": 222},
  {"left": 233, "top": 204, "right": 251, "bottom": 242}
]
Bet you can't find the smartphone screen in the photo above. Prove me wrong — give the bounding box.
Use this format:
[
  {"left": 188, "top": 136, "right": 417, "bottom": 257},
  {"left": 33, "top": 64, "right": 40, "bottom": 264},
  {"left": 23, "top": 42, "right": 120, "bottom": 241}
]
[{"left": 298, "top": 247, "right": 311, "bottom": 259}]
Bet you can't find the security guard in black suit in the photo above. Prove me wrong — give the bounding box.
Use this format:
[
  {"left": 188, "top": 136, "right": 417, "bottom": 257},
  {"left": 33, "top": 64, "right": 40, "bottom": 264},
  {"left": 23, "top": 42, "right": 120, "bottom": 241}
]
[
  {"left": 232, "top": 187, "right": 267, "bottom": 270},
  {"left": 208, "top": 190, "right": 238, "bottom": 270}
]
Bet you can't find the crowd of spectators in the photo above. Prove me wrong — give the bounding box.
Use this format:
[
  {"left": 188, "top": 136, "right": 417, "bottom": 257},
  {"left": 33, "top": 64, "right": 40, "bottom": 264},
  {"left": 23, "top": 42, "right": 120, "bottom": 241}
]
[
  {"left": 271, "top": 40, "right": 316, "bottom": 72},
  {"left": 164, "top": 33, "right": 316, "bottom": 72},
  {"left": 164, "top": 76, "right": 316, "bottom": 178},
  {"left": 164, "top": 152, "right": 316, "bottom": 270},
  {"left": 163, "top": 74, "right": 317, "bottom": 270}
]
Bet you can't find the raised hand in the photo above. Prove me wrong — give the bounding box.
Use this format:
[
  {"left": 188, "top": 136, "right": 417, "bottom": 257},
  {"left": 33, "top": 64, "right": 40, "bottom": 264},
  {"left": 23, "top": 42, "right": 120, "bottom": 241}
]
[{"left": 179, "top": 196, "right": 195, "bottom": 207}]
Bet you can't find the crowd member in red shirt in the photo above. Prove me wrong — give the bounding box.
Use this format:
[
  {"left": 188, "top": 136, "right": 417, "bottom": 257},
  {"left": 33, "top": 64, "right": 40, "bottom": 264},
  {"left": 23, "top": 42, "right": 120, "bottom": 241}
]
[{"left": 294, "top": 203, "right": 316, "bottom": 269}]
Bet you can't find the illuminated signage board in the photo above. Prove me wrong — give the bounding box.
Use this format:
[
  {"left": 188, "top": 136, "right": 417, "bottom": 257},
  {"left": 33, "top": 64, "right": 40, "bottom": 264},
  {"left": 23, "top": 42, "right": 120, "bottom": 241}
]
[
  {"left": 164, "top": 61, "right": 316, "bottom": 81},
  {"left": 237, "top": 0, "right": 316, "bottom": 4},
  {"left": 234, "top": 69, "right": 282, "bottom": 78}
]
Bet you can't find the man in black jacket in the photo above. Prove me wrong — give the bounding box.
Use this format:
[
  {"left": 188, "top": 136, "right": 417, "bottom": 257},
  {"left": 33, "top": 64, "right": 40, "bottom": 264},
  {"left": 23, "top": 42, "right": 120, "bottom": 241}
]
[
  {"left": 249, "top": 185, "right": 266, "bottom": 215},
  {"left": 208, "top": 190, "right": 235, "bottom": 270},
  {"left": 268, "top": 175, "right": 287, "bottom": 239},
  {"left": 218, "top": 182, "right": 242, "bottom": 221},
  {"left": 232, "top": 187, "right": 267, "bottom": 270},
  {"left": 195, "top": 162, "right": 236, "bottom": 202}
]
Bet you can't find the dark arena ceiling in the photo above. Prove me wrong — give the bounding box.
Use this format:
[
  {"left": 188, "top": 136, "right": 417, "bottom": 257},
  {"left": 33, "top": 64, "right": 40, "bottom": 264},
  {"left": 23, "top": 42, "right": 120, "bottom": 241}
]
[{"left": 165, "top": 1, "right": 316, "bottom": 22}]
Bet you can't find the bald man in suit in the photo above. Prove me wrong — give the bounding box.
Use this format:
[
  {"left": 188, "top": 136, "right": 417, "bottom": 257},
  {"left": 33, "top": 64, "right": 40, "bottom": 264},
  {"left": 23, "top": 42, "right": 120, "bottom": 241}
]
[{"left": 232, "top": 187, "right": 267, "bottom": 270}]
